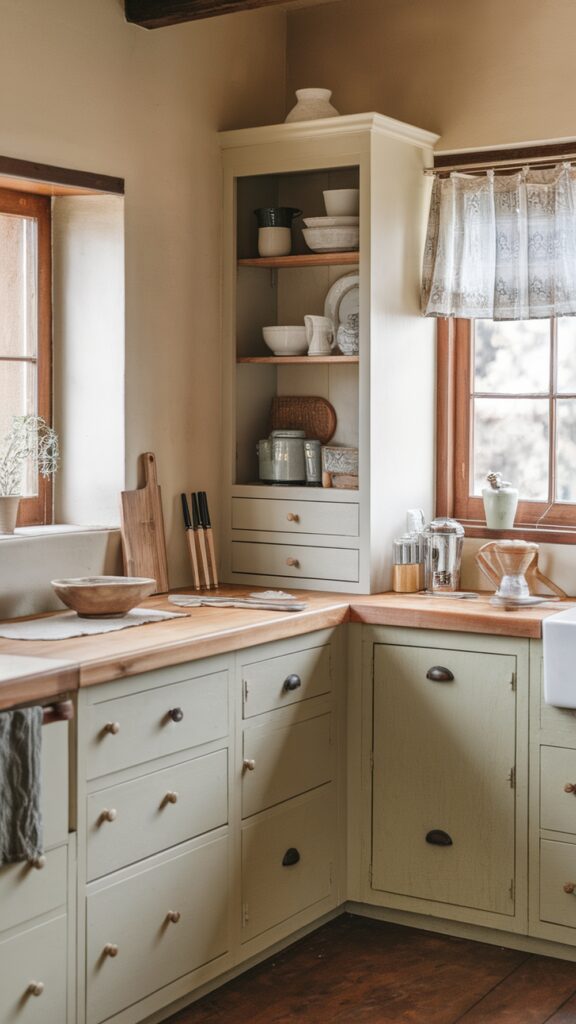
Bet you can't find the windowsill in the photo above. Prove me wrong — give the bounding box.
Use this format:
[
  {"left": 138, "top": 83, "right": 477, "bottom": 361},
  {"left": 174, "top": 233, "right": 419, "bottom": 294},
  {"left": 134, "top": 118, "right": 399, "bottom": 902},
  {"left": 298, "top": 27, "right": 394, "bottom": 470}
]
[{"left": 458, "top": 520, "right": 576, "bottom": 546}]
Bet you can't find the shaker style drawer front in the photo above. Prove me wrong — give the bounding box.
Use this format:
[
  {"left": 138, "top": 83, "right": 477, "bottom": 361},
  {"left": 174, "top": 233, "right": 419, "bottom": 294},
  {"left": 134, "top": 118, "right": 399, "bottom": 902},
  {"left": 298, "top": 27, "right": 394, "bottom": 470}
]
[
  {"left": 242, "top": 713, "right": 333, "bottom": 819},
  {"left": 0, "top": 914, "right": 67, "bottom": 1024},
  {"left": 0, "top": 846, "right": 67, "bottom": 935},
  {"left": 41, "top": 720, "right": 69, "bottom": 849},
  {"left": 541, "top": 746, "right": 576, "bottom": 835},
  {"left": 86, "top": 834, "right": 229, "bottom": 1024},
  {"left": 87, "top": 748, "right": 228, "bottom": 880},
  {"left": 241, "top": 785, "right": 336, "bottom": 943},
  {"left": 242, "top": 643, "right": 331, "bottom": 719},
  {"left": 540, "top": 839, "right": 576, "bottom": 929},
  {"left": 231, "top": 498, "right": 359, "bottom": 537},
  {"left": 231, "top": 542, "right": 359, "bottom": 582},
  {"left": 86, "top": 669, "right": 229, "bottom": 779}
]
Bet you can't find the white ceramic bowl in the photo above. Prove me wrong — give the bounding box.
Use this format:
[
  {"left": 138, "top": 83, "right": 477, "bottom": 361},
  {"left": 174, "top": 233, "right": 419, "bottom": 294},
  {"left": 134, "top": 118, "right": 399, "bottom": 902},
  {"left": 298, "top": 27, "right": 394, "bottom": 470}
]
[
  {"left": 51, "top": 576, "right": 156, "bottom": 618},
  {"left": 262, "top": 326, "right": 308, "bottom": 356},
  {"left": 302, "top": 226, "right": 359, "bottom": 253},
  {"left": 323, "top": 189, "right": 359, "bottom": 216}
]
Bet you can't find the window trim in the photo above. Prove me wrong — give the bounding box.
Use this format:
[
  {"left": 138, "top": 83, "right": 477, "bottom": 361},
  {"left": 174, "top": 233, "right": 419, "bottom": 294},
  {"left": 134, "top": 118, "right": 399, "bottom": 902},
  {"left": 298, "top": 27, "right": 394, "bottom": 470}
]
[
  {"left": 436, "top": 317, "right": 576, "bottom": 544},
  {"left": 0, "top": 187, "right": 52, "bottom": 526}
]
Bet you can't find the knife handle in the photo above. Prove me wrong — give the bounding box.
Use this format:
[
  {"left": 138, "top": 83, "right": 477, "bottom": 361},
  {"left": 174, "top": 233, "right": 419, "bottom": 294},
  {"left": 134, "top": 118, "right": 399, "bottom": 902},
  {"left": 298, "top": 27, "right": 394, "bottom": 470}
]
[{"left": 180, "top": 493, "right": 192, "bottom": 531}]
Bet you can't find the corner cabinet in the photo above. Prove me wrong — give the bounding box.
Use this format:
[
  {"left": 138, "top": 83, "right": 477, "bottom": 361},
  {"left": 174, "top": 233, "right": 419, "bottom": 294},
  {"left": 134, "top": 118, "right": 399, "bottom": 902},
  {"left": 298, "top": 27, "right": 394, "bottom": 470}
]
[{"left": 218, "top": 113, "right": 439, "bottom": 593}]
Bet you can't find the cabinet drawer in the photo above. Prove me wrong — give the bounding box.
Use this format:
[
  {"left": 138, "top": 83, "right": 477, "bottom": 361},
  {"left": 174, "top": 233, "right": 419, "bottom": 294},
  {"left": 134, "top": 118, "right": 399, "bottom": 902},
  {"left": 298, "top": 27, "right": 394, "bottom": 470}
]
[
  {"left": 242, "top": 643, "right": 331, "bottom": 719},
  {"left": 540, "top": 838, "right": 576, "bottom": 929},
  {"left": 87, "top": 748, "right": 228, "bottom": 880},
  {"left": 86, "top": 833, "right": 229, "bottom": 1024},
  {"left": 242, "top": 713, "right": 332, "bottom": 819},
  {"left": 541, "top": 746, "right": 576, "bottom": 834},
  {"left": 0, "top": 846, "right": 67, "bottom": 935},
  {"left": 241, "top": 785, "right": 336, "bottom": 943},
  {"left": 231, "top": 542, "right": 359, "bottom": 582},
  {"left": 0, "top": 914, "right": 67, "bottom": 1024},
  {"left": 42, "top": 720, "right": 69, "bottom": 849},
  {"left": 232, "top": 498, "right": 359, "bottom": 537},
  {"left": 86, "top": 669, "right": 229, "bottom": 780}
]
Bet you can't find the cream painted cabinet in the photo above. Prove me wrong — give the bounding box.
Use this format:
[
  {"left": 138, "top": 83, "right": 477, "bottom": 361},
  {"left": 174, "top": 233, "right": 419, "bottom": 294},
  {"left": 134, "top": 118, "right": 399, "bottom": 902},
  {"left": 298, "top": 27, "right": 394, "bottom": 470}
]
[
  {"left": 0, "top": 718, "right": 72, "bottom": 1024},
  {"left": 219, "top": 113, "right": 438, "bottom": 593},
  {"left": 355, "top": 626, "right": 529, "bottom": 935}
]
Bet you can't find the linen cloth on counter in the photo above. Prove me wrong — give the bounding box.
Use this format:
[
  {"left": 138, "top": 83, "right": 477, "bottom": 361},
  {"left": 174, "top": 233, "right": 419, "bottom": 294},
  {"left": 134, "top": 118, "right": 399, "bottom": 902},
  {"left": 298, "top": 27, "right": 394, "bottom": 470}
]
[
  {"left": 0, "top": 608, "right": 187, "bottom": 641},
  {"left": 0, "top": 706, "right": 43, "bottom": 864}
]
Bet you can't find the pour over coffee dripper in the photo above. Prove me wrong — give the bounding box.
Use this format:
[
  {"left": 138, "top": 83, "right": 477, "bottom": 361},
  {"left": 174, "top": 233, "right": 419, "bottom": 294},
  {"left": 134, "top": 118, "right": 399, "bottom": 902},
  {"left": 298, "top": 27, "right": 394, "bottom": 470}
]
[{"left": 475, "top": 540, "right": 567, "bottom": 603}]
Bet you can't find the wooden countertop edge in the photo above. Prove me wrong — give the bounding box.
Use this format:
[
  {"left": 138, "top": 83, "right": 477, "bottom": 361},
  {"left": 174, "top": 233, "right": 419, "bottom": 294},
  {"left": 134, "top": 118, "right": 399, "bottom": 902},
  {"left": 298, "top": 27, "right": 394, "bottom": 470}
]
[
  {"left": 348, "top": 601, "right": 548, "bottom": 638},
  {"left": 0, "top": 664, "right": 79, "bottom": 712}
]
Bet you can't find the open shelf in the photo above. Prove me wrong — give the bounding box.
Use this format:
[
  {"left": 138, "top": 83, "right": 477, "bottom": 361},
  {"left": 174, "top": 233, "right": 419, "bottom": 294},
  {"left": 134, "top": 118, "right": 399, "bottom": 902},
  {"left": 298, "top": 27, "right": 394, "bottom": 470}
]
[
  {"left": 237, "top": 355, "right": 359, "bottom": 365},
  {"left": 238, "top": 252, "right": 359, "bottom": 269}
]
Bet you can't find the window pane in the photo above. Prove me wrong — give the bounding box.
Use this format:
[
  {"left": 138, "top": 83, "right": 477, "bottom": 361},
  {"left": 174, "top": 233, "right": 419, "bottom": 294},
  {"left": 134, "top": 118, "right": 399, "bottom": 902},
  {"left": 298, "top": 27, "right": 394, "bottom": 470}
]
[
  {"left": 472, "top": 397, "right": 549, "bottom": 499},
  {"left": 557, "top": 319, "right": 576, "bottom": 394},
  {"left": 474, "top": 320, "right": 550, "bottom": 395},
  {"left": 0, "top": 362, "right": 38, "bottom": 495},
  {"left": 556, "top": 400, "right": 576, "bottom": 501},
  {"left": 0, "top": 213, "right": 38, "bottom": 358}
]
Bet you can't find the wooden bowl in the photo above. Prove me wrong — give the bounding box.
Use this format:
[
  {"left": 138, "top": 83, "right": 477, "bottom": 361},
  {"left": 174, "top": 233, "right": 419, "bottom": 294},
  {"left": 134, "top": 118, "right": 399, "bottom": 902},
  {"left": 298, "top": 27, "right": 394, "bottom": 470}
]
[{"left": 50, "top": 576, "right": 156, "bottom": 618}]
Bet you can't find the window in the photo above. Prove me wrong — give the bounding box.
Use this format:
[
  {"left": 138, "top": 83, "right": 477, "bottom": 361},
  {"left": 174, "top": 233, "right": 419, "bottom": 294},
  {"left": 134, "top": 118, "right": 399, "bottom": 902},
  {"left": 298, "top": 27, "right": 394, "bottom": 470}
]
[
  {"left": 0, "top": 187, "right": 52, "bottom": 525},
  {"left": 437, "top": 317, "right": 576, "bottom": 539}
]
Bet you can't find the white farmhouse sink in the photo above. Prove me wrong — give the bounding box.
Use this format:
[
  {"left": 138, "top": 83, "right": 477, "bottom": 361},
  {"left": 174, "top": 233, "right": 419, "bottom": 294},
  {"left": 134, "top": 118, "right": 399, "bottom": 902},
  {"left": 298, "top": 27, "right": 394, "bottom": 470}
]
[{"left": 543, "top": 605, "right": 576, "bottom": 706}]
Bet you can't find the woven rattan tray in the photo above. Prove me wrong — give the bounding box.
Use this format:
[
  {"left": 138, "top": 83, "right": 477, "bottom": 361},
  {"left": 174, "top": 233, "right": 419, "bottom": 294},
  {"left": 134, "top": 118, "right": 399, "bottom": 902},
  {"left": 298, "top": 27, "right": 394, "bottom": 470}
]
[{"left": 269, "top": 396, "right": 337, "bottom": 443}]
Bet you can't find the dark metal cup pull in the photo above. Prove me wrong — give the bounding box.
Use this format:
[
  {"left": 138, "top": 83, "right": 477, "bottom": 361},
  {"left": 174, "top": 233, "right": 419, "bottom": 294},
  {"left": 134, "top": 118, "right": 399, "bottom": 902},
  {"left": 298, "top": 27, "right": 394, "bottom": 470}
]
[
  {"left": 282, "top": 847, "right": 301, "bottom": 867},
  {"left": 283, "top": 674, "right": 302, "bottom": 692},
  {"left": 168, "top": 707, "right": 184, "bottom": 723},
  {"left": 426, "top": 666, "right": 454, "bottom": 683},
  {"left": 426, "top": 829, "right": 453, "bottom": 847}
]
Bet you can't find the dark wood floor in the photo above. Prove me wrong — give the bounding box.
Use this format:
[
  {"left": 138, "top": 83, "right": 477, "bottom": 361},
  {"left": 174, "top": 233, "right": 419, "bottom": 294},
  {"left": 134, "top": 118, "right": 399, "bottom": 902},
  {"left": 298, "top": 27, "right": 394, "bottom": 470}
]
[{"left": 164, "top": 914, "right": 576, "bottom": 1023}]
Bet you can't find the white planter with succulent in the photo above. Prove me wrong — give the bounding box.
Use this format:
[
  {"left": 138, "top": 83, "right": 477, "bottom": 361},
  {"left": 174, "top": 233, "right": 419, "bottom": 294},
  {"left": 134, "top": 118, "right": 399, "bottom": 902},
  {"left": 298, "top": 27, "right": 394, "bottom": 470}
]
[
  {"left": 482, "top": 471, "right": 519, "bottom": 530},
  {"left": 0, "top": 416, "right": 59, "bottom": 534}
]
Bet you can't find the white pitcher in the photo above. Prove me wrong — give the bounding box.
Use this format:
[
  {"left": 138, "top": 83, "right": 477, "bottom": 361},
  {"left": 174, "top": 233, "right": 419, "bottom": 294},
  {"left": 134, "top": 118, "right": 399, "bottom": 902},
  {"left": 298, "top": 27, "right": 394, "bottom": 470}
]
[{"left": 305, "top": 314, "right": 335, "bottom": 357}]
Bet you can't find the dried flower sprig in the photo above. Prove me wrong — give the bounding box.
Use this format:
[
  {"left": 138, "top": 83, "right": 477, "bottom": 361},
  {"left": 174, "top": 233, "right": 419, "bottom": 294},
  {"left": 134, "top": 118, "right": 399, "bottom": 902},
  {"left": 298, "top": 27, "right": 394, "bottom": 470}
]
[{"left": 0, "top": 416, "right": 59, "bottom": 496}]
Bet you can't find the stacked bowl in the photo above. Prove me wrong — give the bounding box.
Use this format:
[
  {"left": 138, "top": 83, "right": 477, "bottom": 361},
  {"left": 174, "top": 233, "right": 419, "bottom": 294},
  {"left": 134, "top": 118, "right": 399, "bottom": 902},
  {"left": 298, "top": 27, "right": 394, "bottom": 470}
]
[{"left": 302, "top": 189, "right": 359, "bottom": 253}]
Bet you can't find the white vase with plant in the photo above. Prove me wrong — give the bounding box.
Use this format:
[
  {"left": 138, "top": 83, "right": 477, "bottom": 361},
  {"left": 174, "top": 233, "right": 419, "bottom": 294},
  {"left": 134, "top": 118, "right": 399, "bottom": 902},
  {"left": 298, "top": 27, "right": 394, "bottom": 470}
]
[
  {"left": 482, "top": 471, "right": 519, "bottom": 530},
  {"left": 0, "top": 416, "right": 59, "bottom": 534}
]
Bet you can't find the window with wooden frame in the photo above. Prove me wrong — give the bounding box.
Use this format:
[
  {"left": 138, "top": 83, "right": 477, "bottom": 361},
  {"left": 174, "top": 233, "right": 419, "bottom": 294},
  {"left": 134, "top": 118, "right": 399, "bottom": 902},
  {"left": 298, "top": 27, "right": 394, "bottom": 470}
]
[
  {"left": 437, "top": 317, "right": 576, "bottom": 542},
  {"left": 0, "top": 187, "right": 52, "bottom": 526}
]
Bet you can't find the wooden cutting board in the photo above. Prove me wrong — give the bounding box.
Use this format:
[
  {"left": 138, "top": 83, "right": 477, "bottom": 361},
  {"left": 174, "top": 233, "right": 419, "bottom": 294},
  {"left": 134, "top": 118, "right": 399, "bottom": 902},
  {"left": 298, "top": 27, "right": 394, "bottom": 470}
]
[{"left": 120, "top": 452, "right": 169, "bottom": 594}]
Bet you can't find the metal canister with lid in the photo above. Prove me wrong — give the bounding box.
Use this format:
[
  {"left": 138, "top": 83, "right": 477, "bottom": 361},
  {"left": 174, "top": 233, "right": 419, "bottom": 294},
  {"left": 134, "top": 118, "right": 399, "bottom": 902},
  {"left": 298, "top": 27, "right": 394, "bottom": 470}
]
[{"left": 423, "top": 517, "right": 465, "bottom": 592}]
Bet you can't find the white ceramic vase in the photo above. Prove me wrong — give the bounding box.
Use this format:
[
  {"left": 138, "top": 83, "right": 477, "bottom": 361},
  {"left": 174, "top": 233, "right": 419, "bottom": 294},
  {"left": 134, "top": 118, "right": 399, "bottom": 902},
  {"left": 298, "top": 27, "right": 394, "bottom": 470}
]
[
  {"left": 0, "top": 496, "right": 20, "bottom": 534},
  {"left": 285, "top": 89, "right": 339, "bottom": 123},
  {"left": 482, "top": 485, "right": 519, "bottom": 530}
]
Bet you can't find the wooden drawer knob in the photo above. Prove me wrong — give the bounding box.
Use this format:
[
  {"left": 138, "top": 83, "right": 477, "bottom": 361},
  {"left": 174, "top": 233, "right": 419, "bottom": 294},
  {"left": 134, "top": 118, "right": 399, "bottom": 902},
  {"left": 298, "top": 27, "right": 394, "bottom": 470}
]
[
  {"left": 168, "top": 707, "right": 184, "bottom": 723},
  {"left": 243, "top": 758, "right": 256, "bottom": 772},
  {"left": 564, "top": 883, "right": 576, "bottom": 894},
  {"left": 27, "top": 981, "right": 45, "bottom": 997},
  {"left": 103, "top": 943, "right": 119, "bottom": 958},
  {"left": 164, "top": 791, "right": 179, "bottom": 805},
  {"left": 166, "top": 910, "right": 181, "bottom": 924},
  {"left": 286, "top": 513, "right": 300, "bottom": 523},
  {"left": 99, "top": 808, "right": 117, "bottom": 824},
  {"left": 564, "top": 783, "right": 576, "bottom": 794},
  {"left": 286, "top": 557, "right": 300, "bottom": 568},
  {"left": 104, "top": 721, "right": 120, "bottom": 735},
  {"left": 28, "top": 855, "right": 46, "bottom": 870}
]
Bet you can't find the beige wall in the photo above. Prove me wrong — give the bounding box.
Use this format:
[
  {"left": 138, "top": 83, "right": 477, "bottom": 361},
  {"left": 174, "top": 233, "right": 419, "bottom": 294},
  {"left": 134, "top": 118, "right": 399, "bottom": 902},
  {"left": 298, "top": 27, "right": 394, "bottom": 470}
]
[
  {"left": 0, "top": 0, "right": 286, "bottom": 592},
  {"left": 287, "top": 0, "right": 576, "bottom": 150}
]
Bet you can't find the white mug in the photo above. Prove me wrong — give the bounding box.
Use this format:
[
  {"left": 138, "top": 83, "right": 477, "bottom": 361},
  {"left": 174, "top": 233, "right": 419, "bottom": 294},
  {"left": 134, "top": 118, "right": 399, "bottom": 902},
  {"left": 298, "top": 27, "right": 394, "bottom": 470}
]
[{"left": 305, "top": 314, "right": 335, "bottom": 357}]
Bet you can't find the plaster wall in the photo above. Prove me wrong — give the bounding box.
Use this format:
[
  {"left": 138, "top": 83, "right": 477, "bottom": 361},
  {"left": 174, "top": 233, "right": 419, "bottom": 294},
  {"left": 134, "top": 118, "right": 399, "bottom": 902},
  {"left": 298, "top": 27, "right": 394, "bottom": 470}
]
[{"left": 0, "top": 0, "right": 286, "bottom": 605}]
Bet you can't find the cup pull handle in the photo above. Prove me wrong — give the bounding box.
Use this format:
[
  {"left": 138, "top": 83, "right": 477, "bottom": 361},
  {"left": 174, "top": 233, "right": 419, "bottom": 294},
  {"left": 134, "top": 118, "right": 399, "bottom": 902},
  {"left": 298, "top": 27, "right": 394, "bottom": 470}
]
[
  {"left": 283, "top": 674, "right": 302, "bottom": 692},
  {"left": 426, "top": 829, "right": 453, "bottom": 846},
  {"left": 282, "top": 847, "right": 301, "bottom": 867},
  {"left": 426, "top": 666, "right": 454, "bottom": 683}
]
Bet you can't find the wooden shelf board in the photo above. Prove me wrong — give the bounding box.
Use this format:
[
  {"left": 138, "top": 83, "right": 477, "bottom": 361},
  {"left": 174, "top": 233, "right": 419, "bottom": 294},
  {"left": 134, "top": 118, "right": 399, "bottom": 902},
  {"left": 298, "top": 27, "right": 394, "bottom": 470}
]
[
  {"left": 238, "top": 252, "right": 360, "bottom": 269},
  {"left": 237, "top": 356, "right": 359, "bottom": 364}
]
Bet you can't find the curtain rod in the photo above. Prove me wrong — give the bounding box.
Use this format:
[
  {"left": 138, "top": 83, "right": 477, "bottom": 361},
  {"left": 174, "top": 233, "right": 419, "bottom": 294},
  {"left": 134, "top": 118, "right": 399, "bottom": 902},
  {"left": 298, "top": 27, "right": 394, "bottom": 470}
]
[{"left": 426, "top": 140, "right": 576, "bottom": 176}]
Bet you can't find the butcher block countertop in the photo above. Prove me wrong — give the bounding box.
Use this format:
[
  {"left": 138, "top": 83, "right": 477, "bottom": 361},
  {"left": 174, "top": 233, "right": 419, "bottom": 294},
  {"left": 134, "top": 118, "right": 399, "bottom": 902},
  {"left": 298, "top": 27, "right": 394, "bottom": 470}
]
[{"left": 0, "top": 587, "right": 572, "bottom": 710}]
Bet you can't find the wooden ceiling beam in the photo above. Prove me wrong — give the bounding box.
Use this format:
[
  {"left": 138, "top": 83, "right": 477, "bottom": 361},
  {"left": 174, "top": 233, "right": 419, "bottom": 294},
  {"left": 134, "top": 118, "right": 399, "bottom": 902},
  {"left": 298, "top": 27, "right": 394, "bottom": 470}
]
[{"left": 125, "top": 0, "right": 301, "bottom": 29}]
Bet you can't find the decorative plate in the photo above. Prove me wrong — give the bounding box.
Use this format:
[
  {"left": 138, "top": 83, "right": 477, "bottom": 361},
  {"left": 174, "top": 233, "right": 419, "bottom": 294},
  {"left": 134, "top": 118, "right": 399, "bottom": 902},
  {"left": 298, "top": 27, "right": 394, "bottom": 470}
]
[{"left": 324, "top": 272, "right": 359, "bottom": 334}]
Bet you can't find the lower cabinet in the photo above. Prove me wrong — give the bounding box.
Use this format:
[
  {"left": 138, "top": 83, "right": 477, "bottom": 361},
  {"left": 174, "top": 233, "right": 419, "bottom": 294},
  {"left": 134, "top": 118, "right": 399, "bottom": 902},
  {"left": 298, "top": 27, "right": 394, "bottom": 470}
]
[
  {"left": 0, "top": 914, "right": 68, "bottom": 1024},
  {"left": 363, "top": 627, "right": 529, "bottom": 934}
]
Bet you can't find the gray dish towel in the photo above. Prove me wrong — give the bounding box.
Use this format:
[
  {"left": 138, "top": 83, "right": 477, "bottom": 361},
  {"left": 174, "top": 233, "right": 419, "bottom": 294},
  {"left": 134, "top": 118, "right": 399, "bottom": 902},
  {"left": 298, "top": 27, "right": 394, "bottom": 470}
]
[{"left": 0, "top": 707, "right": 43, "bottom": 864}]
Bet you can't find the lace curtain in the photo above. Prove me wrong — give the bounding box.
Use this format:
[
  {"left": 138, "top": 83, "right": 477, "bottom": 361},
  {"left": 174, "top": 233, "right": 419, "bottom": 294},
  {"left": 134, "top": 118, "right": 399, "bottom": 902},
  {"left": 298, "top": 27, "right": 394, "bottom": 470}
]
[{"left": 421, "top": 164, "right": 576, "bottom": 319}]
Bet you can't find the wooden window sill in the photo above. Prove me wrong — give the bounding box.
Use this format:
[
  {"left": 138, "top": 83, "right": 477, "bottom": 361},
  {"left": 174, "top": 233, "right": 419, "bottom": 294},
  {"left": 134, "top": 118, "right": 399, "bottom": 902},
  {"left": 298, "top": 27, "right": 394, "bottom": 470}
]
[{"left": 457, "top": 520, "right": 576, "bottom": 546}]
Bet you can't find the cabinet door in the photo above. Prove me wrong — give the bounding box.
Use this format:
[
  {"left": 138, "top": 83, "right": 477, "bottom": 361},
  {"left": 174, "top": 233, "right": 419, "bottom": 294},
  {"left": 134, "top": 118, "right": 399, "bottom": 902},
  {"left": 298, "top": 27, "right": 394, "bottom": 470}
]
[
  {"left": 372, "top": 644, "right": 516, "bottom": 916},
  {"left": 0, "top": 914, "right": 67, "bottom": 1024}
]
